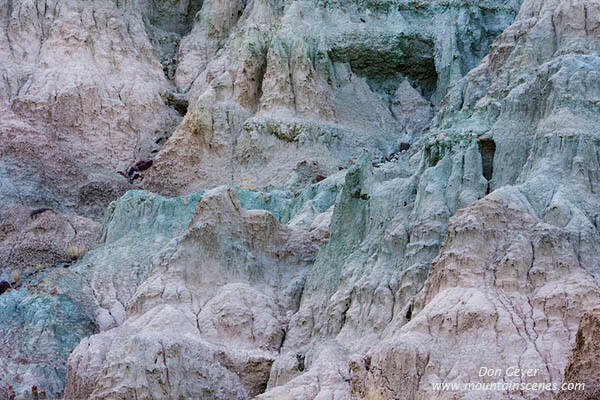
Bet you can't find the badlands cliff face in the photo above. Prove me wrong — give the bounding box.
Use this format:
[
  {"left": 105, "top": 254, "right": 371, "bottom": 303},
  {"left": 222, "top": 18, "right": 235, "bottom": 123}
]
[{"left": 1, "top": 0, "right": 600, "bottom": 398}]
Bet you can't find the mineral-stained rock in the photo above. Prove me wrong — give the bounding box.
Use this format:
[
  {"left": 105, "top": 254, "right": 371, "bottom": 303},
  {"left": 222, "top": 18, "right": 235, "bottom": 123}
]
[
  {"left": 0, "top": 182, "right": 336, "bottom": 398},
  {"left": 64, "top": 187, "right": 321, "bottom": 399},
  {"left": 0, "top": 190, "right": 202, "bottom": 398},
  {"left": 352, "top": 188, "right": 600, "bottom": 400},
  {"left": 142, "top": 0, "right": 520, "bottom": 195},
  {"left": 258, "top": 135, "right": 490, "bottom": 399},
  {"left": 0, "top": 205, "right": 100, "bottom": 278},
  {"left": 2, "top": 0, "right": 600, "bottom": 398},
  {"left": 0, "top": 0, "right": 182, "bottom": 218},
  {"left": 557, "top": 308, "right": 600, "bottom": 400},
  {"left": 0, "top": 284, "right": 97, "bottom": 400},
  {"left": 254, "top": 0, "right": 600, "bottom": 396}
]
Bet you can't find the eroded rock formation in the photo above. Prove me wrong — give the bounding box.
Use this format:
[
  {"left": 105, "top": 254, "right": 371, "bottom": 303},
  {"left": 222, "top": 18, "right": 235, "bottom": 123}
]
[
  {"left": 558, "top": 308, "right": 600, "bottom": 400},
  {"left": 1, "top": 0, "right": 599, "bottom": 398}
]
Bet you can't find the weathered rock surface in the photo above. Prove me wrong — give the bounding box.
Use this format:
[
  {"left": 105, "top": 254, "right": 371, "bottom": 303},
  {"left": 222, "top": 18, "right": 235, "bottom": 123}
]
[
  {"left": 142, "top": 0, "right": 521, "bottom": 195},
  {"left": 352, "top": 189, "right": 600, "bottom": 399},
  {"left": 2, "top": 0, "right": 600, "bottom": 398},
  {"left": 0, "top": 279, "right": 97, "bottom": 400},
  {"left": 0, "top": 190, "right": 202, "bottom": 398},
  {"left": 0, "top": 205, "right": 99, "bottom": 278},
  {"left": 255, "top": 0, "right": 600, "bottom": 397},
  {"left": 557, "top": 308, "right": 600, "bottom": 400},
  {"left": 0, "top": 166, "right": 347, "bottom": 398},
  {"left": 341, "top": 0, "right": 600, "bottom": 396},
  {"left": 0, "top": 0, "right": 182, "bottom": 218},
  {"left": 64, "top": 186, "right": 321, "bottom": 399}
]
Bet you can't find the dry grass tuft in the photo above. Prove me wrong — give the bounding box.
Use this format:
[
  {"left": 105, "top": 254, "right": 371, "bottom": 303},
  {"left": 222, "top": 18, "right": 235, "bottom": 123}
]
[{"left": 65, "top": 245, "right": 86, "bottom": 260}]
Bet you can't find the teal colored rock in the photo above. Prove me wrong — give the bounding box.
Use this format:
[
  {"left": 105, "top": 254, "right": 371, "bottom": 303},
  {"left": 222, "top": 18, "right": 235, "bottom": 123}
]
[
  {"left": 0, "top": 181, "right": 344, "bottom": 398},
  {"left": 0, "top": 288, "right": 96, "bottom": 399},
  {"left": 0, "top": 190, "right": 205, "bottom": 398}
]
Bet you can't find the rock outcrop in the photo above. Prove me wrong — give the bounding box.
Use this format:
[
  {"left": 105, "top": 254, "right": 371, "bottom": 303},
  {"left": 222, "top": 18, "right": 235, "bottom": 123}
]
[
  {"left": 557, "top": 308, "right": 600, "bottom": 400},
  {"left": 0, "top": 191, "right": 202, "bottom": 398},
  {"left": 0, "top": 0, "right": 182, "bottom": 218},
  {"left": 64, "top": 186, "right": 321, "bottom": 399},
  {"left": 142, "top": 0, "right": 521, "bottom": 195},
  {"left": 1, "top": 0, "right": 600, "bottom": 398},
  {"left": 352, "top": 189, "right": 600, "bottom": 399},
  {"left": 0, "top": 205, "right": 99, "bottom": 276},
  {"left": 343, "top": 0, "right": 600, "bottom": 396}
]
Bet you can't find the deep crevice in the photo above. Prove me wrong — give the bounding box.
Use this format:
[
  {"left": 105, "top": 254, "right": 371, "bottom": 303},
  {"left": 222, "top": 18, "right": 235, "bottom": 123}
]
[
  {"left": 164, "top": 91, "right": 189, "bottom": 116},
  {"left": 478, "top": 137, "right": 496, "bottom": 185},
  {"left": 328, "top": 34, "right": 437, "bottom": 98},
  {"left": 141, "top": 0, "right": 204, "bottom": 80}
]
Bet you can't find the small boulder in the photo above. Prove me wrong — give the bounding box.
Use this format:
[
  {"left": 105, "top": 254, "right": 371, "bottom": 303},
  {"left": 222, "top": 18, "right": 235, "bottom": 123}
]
[
  {"left": 133, "top": 160, "right": 153, "bottom": 172},
  {"left": 399, "top": 142, "right": 411, "bottom": 152},
  {"left": 0, "top": 281, "right": 10, "bottom": 295},
  {"left": 313, "top": 174, "right": 326, "bottom": 183}
]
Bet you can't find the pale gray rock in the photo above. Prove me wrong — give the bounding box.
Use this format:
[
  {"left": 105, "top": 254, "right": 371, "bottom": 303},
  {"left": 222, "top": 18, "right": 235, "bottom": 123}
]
[
  {"left": 391, "top": 80, "right": 434, "bottom": 141},
  {"left": 254, "top": 0, "right": 600, "bottom": 397},
  {"left": 64, "top": 187, "right": 321, "bottom": 398},
  {"left": 143, "top": 0, "right": 520, "bottom": 195},
  {"left": 353, "top": 188, "right": 600, "bottom": 399},
  {"left": 2, "top": 0, "right": 599, "bottom": 398},
  {"left": 0, "top": 0, "right": 182, "bottom": 218}
]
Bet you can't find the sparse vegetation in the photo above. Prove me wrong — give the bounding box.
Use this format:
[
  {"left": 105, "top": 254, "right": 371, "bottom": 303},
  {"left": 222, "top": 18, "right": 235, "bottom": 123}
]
[
  {"left": 241, "top": 181, "right": 256, "bottom": 191},
  {"left": 10, "top": 270, "right": 20, "bottom": 284},
  {"left": 65, "top": 245, "right": 87, "bottom": 260}
]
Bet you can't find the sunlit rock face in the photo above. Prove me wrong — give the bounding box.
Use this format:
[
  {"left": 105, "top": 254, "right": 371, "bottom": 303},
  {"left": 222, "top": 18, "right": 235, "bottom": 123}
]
[{"left": 2, "top": 0, "right": 600, "bottom": 398}]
